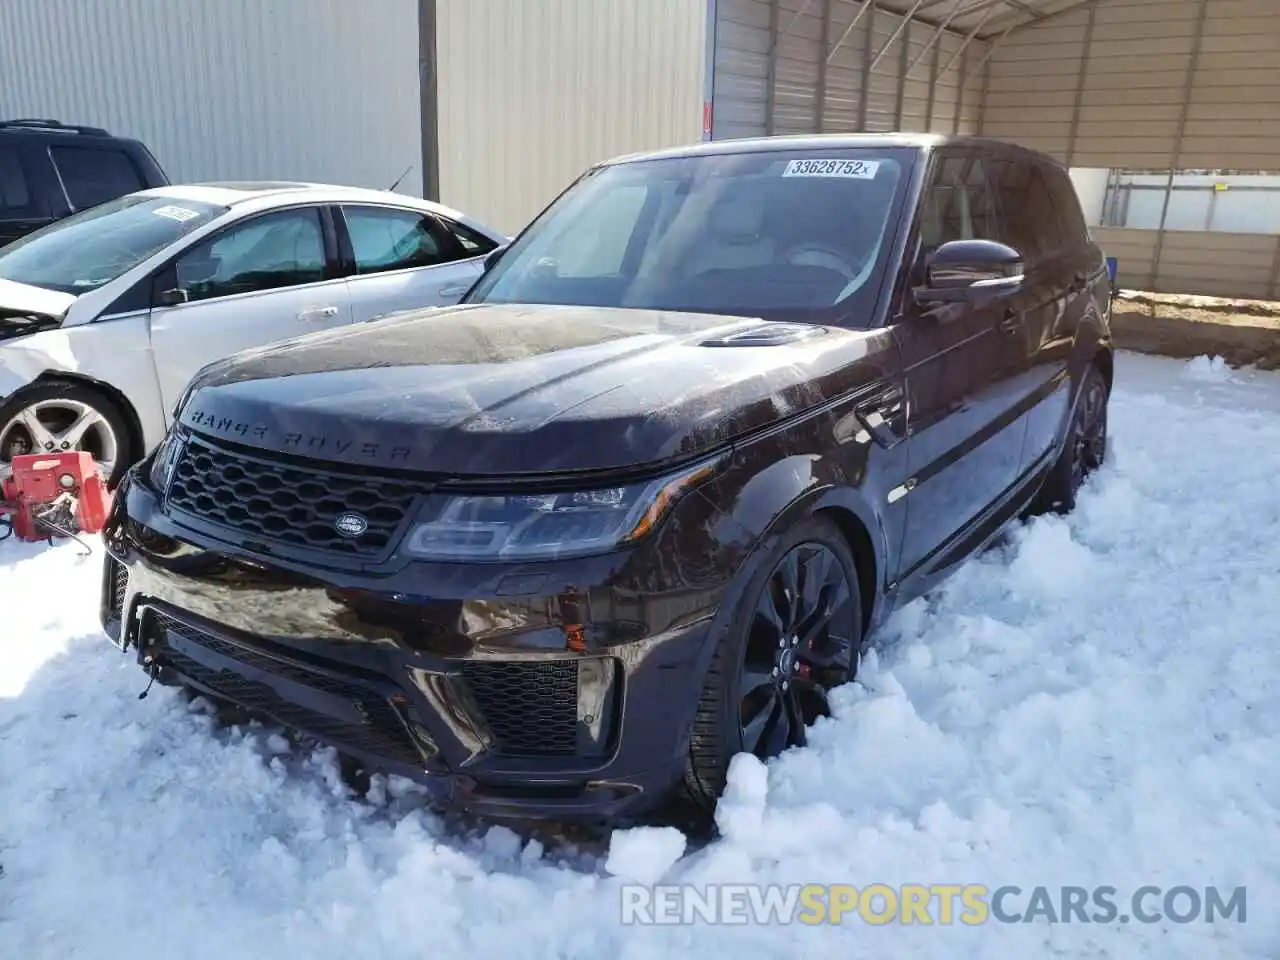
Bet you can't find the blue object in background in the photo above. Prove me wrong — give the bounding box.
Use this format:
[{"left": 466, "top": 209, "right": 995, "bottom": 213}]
[{"left": 1106, "top": 256, "right": 1118, "bottom": 285}]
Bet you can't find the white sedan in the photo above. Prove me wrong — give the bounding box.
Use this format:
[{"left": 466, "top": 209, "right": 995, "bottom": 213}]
[{"left": 0, "top": 181, "right": 507, "bottom": 483}]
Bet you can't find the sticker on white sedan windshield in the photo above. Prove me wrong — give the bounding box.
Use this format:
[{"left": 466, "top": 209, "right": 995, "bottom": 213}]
[
  {"left": 782, "top": 158, "right": 881, "bottom": 179},
  {"left": 152, "top": 204, "right": 201, "bottom": 222}
]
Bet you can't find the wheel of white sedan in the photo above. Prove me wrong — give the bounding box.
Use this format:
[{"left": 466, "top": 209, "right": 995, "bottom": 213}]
[{"left": 0, "top": 381, "right": 131, "bottom": 486}]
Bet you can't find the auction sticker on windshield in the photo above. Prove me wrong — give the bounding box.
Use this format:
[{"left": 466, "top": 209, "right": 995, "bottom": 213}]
[
  {"left": 152, "top": 205, "right": 202, "bottom": 222},
  {"left": 782, "top": 159, "right": 880, "bottom": 179}
]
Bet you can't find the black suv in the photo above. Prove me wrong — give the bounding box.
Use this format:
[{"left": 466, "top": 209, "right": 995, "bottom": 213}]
[
  {"left": 0, "top": 119, "right": 168, "bottom": 245},
  {"left": 103, "top": 134, "right": 1112, "bottom": 829}
]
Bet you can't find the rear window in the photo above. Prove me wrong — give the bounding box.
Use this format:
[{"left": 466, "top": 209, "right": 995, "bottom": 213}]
[
  {"left": 1044, "top": 163, "right": 1089, "bottom": 246},
  {"left": 51, "top": 146, "right": 145, "bottom": 210},
  {"left": 0, "top": 146, "right": 39, "bottom": 219},
  {"left": 990, "top": 159, "right": 1060, "bottom": 263},
  {"left": 467, "top": 147, "right": 917, "bottom": 326}
]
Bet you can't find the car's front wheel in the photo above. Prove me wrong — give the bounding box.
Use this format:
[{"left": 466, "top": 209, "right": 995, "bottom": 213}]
[
  {"left": 671, "top": 515, "right": 863, "bottom": 828},
  {"left": 0, "top": 381, "right": 131, "bottom": 486}
]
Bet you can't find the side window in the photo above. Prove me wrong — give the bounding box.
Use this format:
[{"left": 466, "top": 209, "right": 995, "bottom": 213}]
[
  {"left": 50, "top": 146, "right": 144, "bottom": 210},
  {"left": 1045, "top": 164, "right": 1089, "bottom": 247},
  {"left": 0, "top": 147, "right": 39, "bottom": 218},
  {"left": 919, "top": 155, "right": 1000, "bottom": 254},
  {"left": 990, "top": 159, "right": 1059, "bottom": 262},
  {"left": 342, "top": 205, "right": 451, "bottom": 274},
  {"left": 444, "top": 219, "right": 499, "bottom": 257},
  {"left": 172, "top": 207, "right": 327, "bottom": 303}
]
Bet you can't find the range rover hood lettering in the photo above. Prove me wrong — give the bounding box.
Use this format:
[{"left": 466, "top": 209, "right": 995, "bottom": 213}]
[{"left": 178, "top": 304, "right": 884, "bottom": 475}]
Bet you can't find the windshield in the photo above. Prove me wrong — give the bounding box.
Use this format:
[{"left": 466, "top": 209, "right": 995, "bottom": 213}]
[
  {"left": 465, "top": 147, "right": 916, "bottom": 324},
  {"left": 0, "top": 195, "right": 226, "bottom": 294}
]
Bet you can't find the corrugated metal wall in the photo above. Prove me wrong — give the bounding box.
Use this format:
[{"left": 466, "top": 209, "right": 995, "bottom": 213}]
[
  {"left": 983, "top": 0, "right": 1280, "bottom": 299},
  {"left": 436, "top": 0, "right": 708, "bottom": 236},
  {"left": 1096, "top": 226, "right": 1280, "bottom": 300},
  {"left": 710, "top": 0, "right": 986, "bottom": 141},
  {"left": 0, "top": 0, "right": 424, "bottom": 195},
  {"left": 982, "top": 0, "right": 1280, "bottom": 171}
]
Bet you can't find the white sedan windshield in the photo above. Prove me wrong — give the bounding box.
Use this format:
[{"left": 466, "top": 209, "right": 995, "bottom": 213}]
[{"left": 0, "top": 195, "right": 226, "bottom": 294}]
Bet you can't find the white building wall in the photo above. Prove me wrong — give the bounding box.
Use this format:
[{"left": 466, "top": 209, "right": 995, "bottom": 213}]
[
  {"left": 0, "top": 0, "right": 424, "bottom": 196},
  {"left": 436, "top": 0, "right": 709, "bottom": 236}
]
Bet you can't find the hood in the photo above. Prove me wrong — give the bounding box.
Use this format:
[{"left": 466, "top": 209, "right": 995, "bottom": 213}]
[
  {"left": 178, "top": 303, "right": 888, "bottom": 476},
  {"left": 0, "top": 279, "right": 76, "bottom": 342}
]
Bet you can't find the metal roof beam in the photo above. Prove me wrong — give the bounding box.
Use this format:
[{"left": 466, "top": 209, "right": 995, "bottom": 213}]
[
  {"left": 979, "top": 0, "right": 1095, "bottom": 39},
  {"left": 867, "top": 0, "right": 930, "bottom": 73},
  {"left": 865, "top": 0, "right": 978, "bottom": 41},
  {"left": 904, "top": 0, "right": 971, "bottom": 78},
  {"left": 827, "top": 0, "right": 877, "bottom": 64},
  {"left": 937, "top": 2, "right": 1000, "bottom": 78}
]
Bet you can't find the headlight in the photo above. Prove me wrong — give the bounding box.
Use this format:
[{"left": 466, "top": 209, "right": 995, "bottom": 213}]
[
  {"left": 148, "top": 429, "right": 186, "bottom": 494},
  {"left": 403, "top": 458, "right": 721, "bottom": 562}
]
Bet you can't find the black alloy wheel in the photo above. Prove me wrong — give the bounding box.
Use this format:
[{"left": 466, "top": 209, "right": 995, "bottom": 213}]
[
  {"left": 671, "top": 516, "right": 863, "bottom": 830},
  {"left": 738, "top": 541, "right": 856, "bottom": 758}
]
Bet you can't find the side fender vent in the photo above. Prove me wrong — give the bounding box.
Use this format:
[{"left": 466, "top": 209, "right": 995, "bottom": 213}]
[{"left": 700, "top": 322, "right": 827, "bottom": 348}]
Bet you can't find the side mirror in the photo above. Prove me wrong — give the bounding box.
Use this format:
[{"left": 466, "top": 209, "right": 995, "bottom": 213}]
[
  {"left": 916, "top": 239, "right": 1024, "bottom": 305},
  {"left": 156, "top": 287, "right": 189, "bottom": 308},
  {"left": 483, "top": 244, "right": 509, "bottom": 273}
]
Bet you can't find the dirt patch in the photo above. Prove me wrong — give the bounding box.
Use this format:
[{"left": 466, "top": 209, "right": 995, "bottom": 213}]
[{"left": 1110, "top": 291, "right": 1280, "bottom": 369}]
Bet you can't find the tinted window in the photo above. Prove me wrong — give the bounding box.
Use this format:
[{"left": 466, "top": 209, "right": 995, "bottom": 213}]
[
  {"left": 0, "top": 147, "right": 39, "bottom": 218},
  {"left": 0, "top": 194, "right": 224, "bottom": 293},
  {"left": 919, "top": 154, "right": 1000, "bottom": 253},
  {"left": 1044, "top": 163, "right": 1088, "bottom": 247},
  {"left": 342, "top": 206, "right": 451, "bottom": 274},
  {"left": 990, "top": 158, "right": 1060, "bottom": 262},
  {"left": 50, "top": 146, "right": 145, "bottom": 210},
  {"left": 173, "top": 207, "right": 326, "bottom": 303},
  {"left": 446, "top": 219, "right": 499, "bottom": 256},
  {"left": 466, "top": 148, "right": 915, "bottom": 324}
]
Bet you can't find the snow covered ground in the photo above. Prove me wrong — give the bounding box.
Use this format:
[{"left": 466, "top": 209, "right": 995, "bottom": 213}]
[{"left": 2, "top": 351, "right": 1278, "bottom": 959}]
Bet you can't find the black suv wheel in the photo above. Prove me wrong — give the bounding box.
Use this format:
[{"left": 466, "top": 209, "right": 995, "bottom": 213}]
[
  {"left": 672, "top": 515, "right": 863, "bottom": 827},
  {"left": 1033, "top": 363, "right": 1110, "bottom": 515}
]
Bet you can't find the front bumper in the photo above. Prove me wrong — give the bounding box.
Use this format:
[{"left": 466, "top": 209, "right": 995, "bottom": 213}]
[{"left": 100, "top": 470, "right": 732, "bottom": 822}]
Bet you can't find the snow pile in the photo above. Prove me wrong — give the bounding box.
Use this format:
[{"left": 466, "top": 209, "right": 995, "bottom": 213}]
[
  {"left": 1182, "top": 353, "right": 1232, "bottom": 382},
  {"left": 605, "top": 827, "right": 686, "bottom": 884},
  {"left": 2, "top": 352, "right": 1279, "bottom": 958}
]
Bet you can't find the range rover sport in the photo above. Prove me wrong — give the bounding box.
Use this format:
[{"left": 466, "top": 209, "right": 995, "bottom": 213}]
[{"left": 101, "top": 134, "right": 1113, "bottom": 828}]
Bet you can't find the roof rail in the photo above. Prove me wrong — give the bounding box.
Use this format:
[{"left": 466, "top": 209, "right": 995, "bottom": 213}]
[{"left": 0, "top": 118, "right": 111, "bottom": 136}]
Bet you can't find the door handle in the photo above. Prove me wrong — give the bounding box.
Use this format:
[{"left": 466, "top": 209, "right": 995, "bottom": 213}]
[
  {"left": 438, "top": 283, "right": 470, "bottom": 297},
  {"left": 297, "top": 305, "right": 339, "bottom": 321},
  {"left": 996, "top": 312, "right": 1022, "bottom": 336},
  {"left": 853, "top": 386, "right": 907, "bottom": 450}
]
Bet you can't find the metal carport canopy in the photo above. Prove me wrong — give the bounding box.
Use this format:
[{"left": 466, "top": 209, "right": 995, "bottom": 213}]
[
  {"left": 878, "top": 0, "right": 1280, "bottom": 171},
  {"left": 720, "top": 0, "right": 1279, "bottom": 172},
  {"left": 712, "top": 0, "right": 1279, "bottom": 298}
]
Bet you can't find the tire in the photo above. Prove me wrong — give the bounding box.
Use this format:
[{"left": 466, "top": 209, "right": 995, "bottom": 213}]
[
  {"left": 1030, "top": 362, "right": 1109, "bottom": 516},
  {"left": 664, "top": 514, "right": 864, "bottom": 830},
  {"left": 0, "top": 380, "right": 134, "bottom": 487}
]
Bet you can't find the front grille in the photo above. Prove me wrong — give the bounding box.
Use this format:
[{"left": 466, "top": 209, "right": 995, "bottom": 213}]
[
  {"left": 166, "top": 436, "right": 429, "bottom": 557},
  {"left": 106, "top": 557, "right": 128, "bottom": 617},
  {"left": 458, "top": 661, "right": 580, "bottom": 757},
  {"left": 150, "top": 613, "right": 429, "bottom": 767}
]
